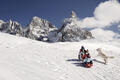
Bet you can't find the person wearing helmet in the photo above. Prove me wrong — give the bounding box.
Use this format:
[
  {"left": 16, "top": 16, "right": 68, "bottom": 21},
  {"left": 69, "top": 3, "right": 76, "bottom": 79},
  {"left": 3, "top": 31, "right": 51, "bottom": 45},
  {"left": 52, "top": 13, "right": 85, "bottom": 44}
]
[{"left": 78, "top": 46, "right": 86, "bottom": 61}]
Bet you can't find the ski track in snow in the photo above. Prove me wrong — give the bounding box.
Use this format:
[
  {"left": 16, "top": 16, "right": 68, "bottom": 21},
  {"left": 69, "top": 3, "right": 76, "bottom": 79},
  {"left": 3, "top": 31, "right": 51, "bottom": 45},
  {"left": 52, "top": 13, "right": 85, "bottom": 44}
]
[{"left": 0, "top": 33, "right": 120, "bottom": 80}]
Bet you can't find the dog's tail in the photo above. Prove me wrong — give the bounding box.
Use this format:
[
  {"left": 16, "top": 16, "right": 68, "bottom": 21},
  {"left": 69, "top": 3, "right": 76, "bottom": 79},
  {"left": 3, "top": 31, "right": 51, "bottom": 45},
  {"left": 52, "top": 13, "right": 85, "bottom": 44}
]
[{"left": 107, "top": 56, "right": 114, "bottom": 59}]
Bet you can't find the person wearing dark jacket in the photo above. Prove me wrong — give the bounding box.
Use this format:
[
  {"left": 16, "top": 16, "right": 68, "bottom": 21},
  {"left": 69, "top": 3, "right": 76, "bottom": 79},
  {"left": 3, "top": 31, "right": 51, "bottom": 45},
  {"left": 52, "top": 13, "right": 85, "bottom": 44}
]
[{"left": 78, "top": 46, "right": 86, "bottom": 61}]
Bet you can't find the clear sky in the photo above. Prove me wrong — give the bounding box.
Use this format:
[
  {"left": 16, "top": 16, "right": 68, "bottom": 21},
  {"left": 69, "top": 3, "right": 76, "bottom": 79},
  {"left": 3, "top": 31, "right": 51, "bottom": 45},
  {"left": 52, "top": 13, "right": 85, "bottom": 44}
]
[{"left": 0, "top": 0, "right": 116, "bottom": 27}]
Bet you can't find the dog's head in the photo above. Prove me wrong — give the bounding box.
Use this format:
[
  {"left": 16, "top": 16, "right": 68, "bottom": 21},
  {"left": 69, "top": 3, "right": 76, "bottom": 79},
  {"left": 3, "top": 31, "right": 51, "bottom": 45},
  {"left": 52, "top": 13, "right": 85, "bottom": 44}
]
[{"left": 96, "top": 48, "right": 102, "bottom": 52}]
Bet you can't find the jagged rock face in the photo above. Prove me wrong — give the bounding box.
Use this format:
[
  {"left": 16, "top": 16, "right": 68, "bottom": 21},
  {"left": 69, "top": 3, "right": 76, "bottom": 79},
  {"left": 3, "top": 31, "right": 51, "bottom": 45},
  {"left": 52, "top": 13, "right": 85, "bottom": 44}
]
[
  {"left": 0, "top": 11, "right": 93, "bottom": 42},
  {"left": 0, "top": 20, "right": 23, "bottom": 36},
  {"left": 59, "top": 11, "right": 93, "bottom": 42},
  {"left": 47, "top": 30, "right": 62, "bottom": 42},
  {"left": 24, "top": 16, "right": 57, "bottom": 41}
]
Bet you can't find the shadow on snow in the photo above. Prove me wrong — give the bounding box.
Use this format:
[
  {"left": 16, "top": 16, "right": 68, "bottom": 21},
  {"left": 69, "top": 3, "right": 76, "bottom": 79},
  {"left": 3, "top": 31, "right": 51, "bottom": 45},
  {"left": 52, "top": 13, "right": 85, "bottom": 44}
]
[
  {"left": 66, "top": 58, "right": 105, "bottom": 68},
  {"left": 92, "top": 59, "right": 105, "bottom": 65},
  {"left": 66, "top": 59, "right": 84, "bottom": 67}
]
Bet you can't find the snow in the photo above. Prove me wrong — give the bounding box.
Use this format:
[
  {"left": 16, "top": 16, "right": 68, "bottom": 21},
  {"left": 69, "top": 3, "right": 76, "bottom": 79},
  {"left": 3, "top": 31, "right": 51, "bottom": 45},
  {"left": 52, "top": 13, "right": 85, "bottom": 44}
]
[
  {"left": 0, "top": 32, "right": 120, "bottom": 80},
  {"left": 24, "top": 16, "right": 57, "bottom": 41},
  {"left": 60, "top": 12, "right": 93, "bottom": 42}
]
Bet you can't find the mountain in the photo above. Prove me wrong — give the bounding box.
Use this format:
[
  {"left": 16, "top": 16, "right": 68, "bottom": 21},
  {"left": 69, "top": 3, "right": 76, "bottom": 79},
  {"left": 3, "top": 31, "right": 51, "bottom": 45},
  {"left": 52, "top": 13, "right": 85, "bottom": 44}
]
[
  {"left": 58, "top": 11, "right": 93, "bottom": 42},
  {"left": 24, "top": 16, "right": 57, "bottom": 41},
  {"left": 0, "top": 32, "right": 120, "bottom": 80},
  {"left": 0, "top": 11, "right": 93, "bottom": 42},
  {"left": 0, "top": 20, "right": 23, "bottom": 36}
]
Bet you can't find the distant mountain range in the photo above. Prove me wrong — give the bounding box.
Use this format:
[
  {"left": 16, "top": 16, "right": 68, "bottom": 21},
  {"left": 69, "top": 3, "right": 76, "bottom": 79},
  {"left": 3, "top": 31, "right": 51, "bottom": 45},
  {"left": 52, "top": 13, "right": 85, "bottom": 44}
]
[{"left": 0, "top": 11, "right": 93, "bottom": 42}]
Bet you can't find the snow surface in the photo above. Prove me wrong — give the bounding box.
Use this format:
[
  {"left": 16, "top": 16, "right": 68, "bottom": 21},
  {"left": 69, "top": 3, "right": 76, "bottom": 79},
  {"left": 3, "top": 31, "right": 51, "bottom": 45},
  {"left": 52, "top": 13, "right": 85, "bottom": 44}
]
[{"left": 0, "top": 32, "right": 120, "bottom": 80}]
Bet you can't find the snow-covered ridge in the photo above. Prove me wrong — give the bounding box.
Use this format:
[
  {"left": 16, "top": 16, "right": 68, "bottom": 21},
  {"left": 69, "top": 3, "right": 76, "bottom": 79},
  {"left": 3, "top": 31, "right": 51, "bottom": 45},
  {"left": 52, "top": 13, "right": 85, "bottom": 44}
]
[
  {"left": 24, "top": 16, "right": 57, "bottom": 41},
  {"left": 0, "top": 11, "right": 93, "bottom": 42},
  {"left": 59, "top": 11, "right": 93, "bottom": 41},
  {"left": 0, "top": 20, "right": 23, "bottom": 36}
]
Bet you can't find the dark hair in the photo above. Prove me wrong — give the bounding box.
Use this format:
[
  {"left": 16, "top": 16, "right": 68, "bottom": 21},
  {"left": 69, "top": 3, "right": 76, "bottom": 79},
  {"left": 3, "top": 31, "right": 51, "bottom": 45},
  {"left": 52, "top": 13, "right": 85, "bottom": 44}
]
[{"left": 81, "top": 46, "right": 85, "bottom": 50}]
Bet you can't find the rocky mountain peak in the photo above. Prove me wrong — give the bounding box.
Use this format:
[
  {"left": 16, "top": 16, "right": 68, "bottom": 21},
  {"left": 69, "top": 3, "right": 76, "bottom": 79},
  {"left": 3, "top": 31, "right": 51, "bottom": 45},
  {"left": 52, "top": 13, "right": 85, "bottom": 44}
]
[
  {"left": 32, "top": 16, "right": 40, "bottom": 20},
  {"left": 63, "top": 11, "right": 79, "bottom": 28},
  {"left": 24, "top": 16, "right": 57, "bottom": 41},
  {"left": 0, "top": 20, "right": 23, "bottom": 36},
  {"left": 8, "top": 20, "right": 12, "bottom": 24},
  {"left": 0, "top": 20, "right": 4, "bottom": 23},
  {"left": 59, "top": 11, "right": 93, "bottom": 42},
  {"left": 70, "top": 11, "right": 77, "bottom": 18},
  {"left": 0, "top": 12, "right": 93, "bottom": 42}
]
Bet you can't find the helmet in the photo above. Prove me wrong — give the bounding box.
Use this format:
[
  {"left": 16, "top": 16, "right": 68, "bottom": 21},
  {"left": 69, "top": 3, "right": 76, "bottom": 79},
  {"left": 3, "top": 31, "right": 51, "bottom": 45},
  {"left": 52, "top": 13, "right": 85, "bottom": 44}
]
[{"left": 81, "top": 46, "right": 85, "bottom": 50}]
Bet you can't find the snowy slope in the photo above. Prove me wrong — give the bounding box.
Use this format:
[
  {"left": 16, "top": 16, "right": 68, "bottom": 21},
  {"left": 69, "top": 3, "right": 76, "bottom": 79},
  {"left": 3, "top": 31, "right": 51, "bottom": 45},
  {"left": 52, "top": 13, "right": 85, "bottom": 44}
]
[{"left": 0, "top": 32, "right": 120, "bottom": 80}]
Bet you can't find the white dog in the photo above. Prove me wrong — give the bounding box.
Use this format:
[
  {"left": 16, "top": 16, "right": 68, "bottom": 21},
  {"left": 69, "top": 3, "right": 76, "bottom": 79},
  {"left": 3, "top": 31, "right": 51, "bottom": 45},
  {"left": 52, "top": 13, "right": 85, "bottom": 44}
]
[{"left": 96, "top": 48, "right": 114, "bottom": 64}]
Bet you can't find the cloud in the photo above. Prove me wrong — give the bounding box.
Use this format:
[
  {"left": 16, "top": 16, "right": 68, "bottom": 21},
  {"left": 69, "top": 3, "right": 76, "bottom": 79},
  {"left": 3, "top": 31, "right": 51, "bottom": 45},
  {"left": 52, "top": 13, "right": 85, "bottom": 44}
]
[
  {"left": 91, "top": 28, "right": 119, "bottom": 41},
  {"left": 77, "top": 0, "right": 120, "bottom": 41},
  {"left": 79, "top": 0, "right": 120, "bottom": 28},
  {"left": 118, "top": 24, "right": 120, "bottom": 30}
]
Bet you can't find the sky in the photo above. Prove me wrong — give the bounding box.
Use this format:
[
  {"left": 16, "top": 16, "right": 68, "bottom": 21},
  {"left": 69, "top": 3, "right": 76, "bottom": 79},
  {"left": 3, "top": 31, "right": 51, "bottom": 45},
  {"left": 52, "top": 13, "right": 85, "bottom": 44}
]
[
  {"left": 0, "top": 0, "right": 120, "bottom": 40},
  {"left": 0, "top": 0, "right": 108, "bottom": 27}
]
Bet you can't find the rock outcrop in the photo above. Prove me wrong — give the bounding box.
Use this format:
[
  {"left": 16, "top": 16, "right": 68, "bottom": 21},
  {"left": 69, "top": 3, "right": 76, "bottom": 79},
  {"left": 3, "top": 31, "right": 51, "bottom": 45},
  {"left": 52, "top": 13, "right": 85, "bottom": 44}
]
[
  {"left": 58, "top": 11, "right": 93, "bottom": 41},
  {"left": 0, "top": 20, "right": 23, "bottom": 36},
  {"left": 0, "top": 11, "right": 93, "bottom": 42},
  {"left": 24, "top": 16, "right": 57, "bottom": 41}
]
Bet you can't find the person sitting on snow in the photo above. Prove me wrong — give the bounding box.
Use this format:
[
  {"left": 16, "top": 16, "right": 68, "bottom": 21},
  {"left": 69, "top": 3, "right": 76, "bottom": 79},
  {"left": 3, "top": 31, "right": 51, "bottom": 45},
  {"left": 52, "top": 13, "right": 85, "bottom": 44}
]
[
  {"left": 83, "top": 50, "right": 93, "bottom": 68},
  {"left": 85, "top": 49, "right": 91, "bottom": 58},
  {"left": 78, "top": 46, "right": 86, "bottom": 61}
]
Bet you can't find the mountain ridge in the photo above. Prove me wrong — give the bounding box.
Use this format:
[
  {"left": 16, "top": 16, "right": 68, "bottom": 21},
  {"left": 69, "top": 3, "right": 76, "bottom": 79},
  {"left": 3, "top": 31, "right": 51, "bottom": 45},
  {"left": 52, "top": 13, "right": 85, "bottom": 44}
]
[{"left": 0, "top": 11, "right": 93, "bottom": 42}]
